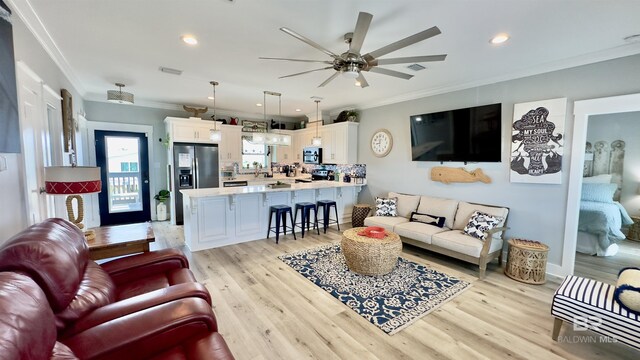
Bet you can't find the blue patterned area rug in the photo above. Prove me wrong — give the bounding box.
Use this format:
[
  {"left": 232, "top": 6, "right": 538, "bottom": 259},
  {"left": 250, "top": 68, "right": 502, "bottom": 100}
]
[{"left": 279, "top": 244, "right": 471, "bottom": 335}]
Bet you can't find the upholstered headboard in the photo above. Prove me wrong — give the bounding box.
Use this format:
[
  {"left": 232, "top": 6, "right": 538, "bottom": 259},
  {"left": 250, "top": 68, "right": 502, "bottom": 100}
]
[{"left": 584, "top": 140, "right": 625, "bottom": 201}]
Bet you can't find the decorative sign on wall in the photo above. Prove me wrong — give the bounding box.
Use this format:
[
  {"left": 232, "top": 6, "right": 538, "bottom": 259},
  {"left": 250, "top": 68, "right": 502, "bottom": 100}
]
[
  {"left": 0, "top": 1, "right": 20, "bottom": 153},
  {"left": 510, "top": 98, "right": 567, "bottom": 184},
  {"left": 242, "top": 120, "right": 267, "bottom": 133}
]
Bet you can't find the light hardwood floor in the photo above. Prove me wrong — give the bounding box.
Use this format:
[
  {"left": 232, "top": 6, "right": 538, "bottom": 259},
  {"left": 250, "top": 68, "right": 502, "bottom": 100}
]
[
  {"left": 574, "top": 240, "right": 640, "bottom": 284},
  {"left": 151, "top": 222, "right": 637, "bottom": 360}
]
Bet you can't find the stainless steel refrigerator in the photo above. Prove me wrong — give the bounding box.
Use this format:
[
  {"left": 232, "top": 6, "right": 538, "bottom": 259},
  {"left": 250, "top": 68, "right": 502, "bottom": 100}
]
[{"left": 172, "top": 143, "right": 219, "bottom": 225}]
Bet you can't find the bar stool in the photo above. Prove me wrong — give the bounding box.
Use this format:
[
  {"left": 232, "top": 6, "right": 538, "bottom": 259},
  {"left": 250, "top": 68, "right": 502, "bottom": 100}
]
[
  {"left": 293, "top": 202, "right": 320, "bottom": 238},
  {"left": 267, "top": 205, "right": 296, "bottom": 244},
  {"left": 316, "top": 200, "right": 340, "bottom": 234}
]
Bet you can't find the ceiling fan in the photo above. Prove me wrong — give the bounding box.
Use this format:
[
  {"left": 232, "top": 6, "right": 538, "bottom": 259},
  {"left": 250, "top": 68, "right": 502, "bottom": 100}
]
[{"left": 259, "top": 12, "right": 447, "bottom": 88}]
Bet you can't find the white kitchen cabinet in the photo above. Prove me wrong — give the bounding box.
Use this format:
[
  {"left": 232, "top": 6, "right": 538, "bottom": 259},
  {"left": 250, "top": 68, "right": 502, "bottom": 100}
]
[
  {"left": 218, "top": 125, "right": 242, "bottom": 162},
  {"left": 165, "top": 117, "right": 223, "bottom": 143},
  {"left": 182, "top": 195, "right": 235, "bottom": 251},
  {"left": 293, "top": 128, "right": 315, "bottom": 162},
  {"left": 320, "top": 122, "right": 358, "bottom": 164},
  {"left": 275, "top": 130, "right": 295, "bottom": 163}
]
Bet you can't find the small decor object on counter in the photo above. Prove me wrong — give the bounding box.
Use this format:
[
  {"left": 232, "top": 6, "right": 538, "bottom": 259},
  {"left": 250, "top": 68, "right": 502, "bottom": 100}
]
[
  {"left": 154, "top": 190, "right": 170, "bottom": 221},
  {"left": 352, "top": 204, "right": 371, "bottom": 227},
  {"left": 229, "top": 117, "right": 238, "bottom": 125},
  {"left": 430, "top": 166, "right": 491, "bottom": 184},
  {"left": 182, "top": 105, "right": 208, "bottom": 118},
  {"left": 268, "top": 181, "right": 291, "bottom": 189},
  {"left": 505, "top": 238, "right": 549, "bottom": 284},
  {"left": 343, "top": 174, "right": 351, "bottom": 183},
  {"left": 357, "top": 226, "right": 386, "bottom": 239}
]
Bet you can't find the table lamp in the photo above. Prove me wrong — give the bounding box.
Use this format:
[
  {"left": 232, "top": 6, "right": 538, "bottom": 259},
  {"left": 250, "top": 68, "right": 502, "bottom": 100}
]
[{"left": 44, "top": 166, "right": 101, "bottom": 241}]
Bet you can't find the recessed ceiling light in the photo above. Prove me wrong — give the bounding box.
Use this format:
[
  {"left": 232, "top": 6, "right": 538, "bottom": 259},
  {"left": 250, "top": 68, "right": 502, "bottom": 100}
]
[
  {"left": 256, "top": 103, "right": 262, "bottom": 107},
  {"left": 181, "top": 35, "right": 198, "bottom": 45},
  {"left": 295, "top": 109, "right": 301, "bottom": 112},
  {"left": 490, "top": 33, "right": 510, "bottom": 44},
  {"left": 354, "top": 81, "right": 362, "bottom": 87}
]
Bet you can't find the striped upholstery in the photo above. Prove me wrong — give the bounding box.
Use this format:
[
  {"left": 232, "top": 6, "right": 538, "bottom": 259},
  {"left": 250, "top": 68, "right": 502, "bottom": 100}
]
[{"left": 551, "top": 275, "right": 640, "bottom": 350}]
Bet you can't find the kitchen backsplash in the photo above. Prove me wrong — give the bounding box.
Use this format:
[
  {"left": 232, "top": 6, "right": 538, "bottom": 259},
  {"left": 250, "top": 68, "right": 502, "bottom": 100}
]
[{"left": 300, "top": 163, "right": 366, "bottom": 178}]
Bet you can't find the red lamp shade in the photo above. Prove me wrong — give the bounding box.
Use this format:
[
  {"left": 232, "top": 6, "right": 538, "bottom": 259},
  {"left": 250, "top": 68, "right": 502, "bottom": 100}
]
[{"left": 44, "top": 166, "right": 101, "bottom": 194}]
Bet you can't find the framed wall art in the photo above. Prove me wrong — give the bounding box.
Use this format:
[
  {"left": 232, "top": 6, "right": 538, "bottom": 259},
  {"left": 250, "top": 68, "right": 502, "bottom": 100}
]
[
  {"left": 510, "top": 97, "right": 567, "bottom": 184},
  {"left": 61, "top": 88, "right": 73, "bottom": 152}
]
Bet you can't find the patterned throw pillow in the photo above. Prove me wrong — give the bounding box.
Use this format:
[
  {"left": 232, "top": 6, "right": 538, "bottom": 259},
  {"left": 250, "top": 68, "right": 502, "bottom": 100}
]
[
  {"left": 463, "top": 211, "right": 502, "bottom": 240},
  {"left": 375, "top": 197, "right": 397, "bottom": 216},
  {"left": 409, "top": 212, "right": 446, "bottom": 228}
]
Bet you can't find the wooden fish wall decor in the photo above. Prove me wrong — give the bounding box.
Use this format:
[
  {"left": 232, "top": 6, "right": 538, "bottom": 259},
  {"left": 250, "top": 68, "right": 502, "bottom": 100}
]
[{"left": 430, "top": 166, "right": 491, "bottom": 184}]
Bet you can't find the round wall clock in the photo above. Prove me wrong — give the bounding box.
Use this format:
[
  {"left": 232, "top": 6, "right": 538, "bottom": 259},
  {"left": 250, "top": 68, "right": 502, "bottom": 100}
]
[{"left": 370, "top": 129, "right": 393, "bottom": 157}]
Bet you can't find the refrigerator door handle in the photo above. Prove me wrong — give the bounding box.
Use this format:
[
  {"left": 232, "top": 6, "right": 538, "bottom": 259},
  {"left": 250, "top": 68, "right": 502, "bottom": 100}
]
[{"left": 194, "top": 154, "right": 199, "bottom": 188}]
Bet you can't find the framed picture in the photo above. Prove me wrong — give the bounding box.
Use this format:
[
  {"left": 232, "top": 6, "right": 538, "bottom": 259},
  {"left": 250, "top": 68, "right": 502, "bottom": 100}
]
[
  {"left": 510, "top": 97, "right": 567, "bottom": 184},
  {"left": 61, "top": 89, "right": 73, "bottom": 152}
]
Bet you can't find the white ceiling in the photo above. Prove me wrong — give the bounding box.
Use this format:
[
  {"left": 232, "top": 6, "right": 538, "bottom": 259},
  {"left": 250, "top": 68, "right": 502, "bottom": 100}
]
[{"left": 11, "top": 0, "right": 640, "bottom": 117}]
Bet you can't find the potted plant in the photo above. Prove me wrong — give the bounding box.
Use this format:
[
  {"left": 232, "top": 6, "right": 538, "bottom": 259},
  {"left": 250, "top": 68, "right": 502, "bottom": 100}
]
[
  {"left": 154, "top": 190, "right": 170, "bottom": 221},
  {"left": 346, "top": 110, "right": 359, "bottom": 122}
]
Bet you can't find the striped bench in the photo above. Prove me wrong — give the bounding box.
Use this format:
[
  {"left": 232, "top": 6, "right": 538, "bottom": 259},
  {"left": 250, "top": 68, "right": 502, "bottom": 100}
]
[{"left": 551, "top": 275, "right": 640, "bottom": 350}]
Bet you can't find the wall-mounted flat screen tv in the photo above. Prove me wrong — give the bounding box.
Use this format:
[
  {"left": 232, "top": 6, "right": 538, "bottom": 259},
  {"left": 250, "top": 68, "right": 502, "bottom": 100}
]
[{"left": 410, "top": 103, "right": 502, "bottom": 162}]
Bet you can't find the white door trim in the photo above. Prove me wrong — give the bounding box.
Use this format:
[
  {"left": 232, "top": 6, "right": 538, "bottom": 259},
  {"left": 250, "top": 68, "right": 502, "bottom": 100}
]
[
  {"left": 561, "top": 92, "right": 640, "bottom": 276},
  {"left": 85, "top": 121, "right": 155, "bottom": 227}
]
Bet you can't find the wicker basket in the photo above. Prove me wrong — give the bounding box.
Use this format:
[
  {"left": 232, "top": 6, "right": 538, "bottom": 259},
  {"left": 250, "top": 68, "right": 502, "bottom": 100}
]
[
  {"left": 504, "top": 238, "right": 549, "bottom": 284},
  {"left": 341, "top": 227, "right": 402, "bottom": 276},
  {"left": 351, "top": 204, "right": 371, "bottom": 227}
]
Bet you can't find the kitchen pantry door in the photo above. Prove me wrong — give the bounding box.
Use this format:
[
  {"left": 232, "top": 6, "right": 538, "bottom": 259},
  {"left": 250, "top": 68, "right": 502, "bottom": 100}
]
[{"left": 95, "top": 130, "right": 151, "bottom": 225}]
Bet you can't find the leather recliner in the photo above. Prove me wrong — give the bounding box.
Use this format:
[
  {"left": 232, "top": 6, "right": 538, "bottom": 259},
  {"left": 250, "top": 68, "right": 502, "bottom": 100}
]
[
  {"left": 0, "top": 271, "right": 234, "bottom": 360},
  {"left": 0, "top": 218, "right": 212, "bottom": 338}
]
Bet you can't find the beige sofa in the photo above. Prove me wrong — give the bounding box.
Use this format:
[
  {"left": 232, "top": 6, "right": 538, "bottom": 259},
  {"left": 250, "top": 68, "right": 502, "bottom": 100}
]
[{"left": 364, "top": 192, "right": 509, "bottom": 279}]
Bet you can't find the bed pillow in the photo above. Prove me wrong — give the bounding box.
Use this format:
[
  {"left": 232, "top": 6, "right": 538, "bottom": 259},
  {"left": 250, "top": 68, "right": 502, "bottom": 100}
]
[
  {"left": 409, "top": 212, "right": 446, "bottom": 228},
  {"left": 581, "top": 183, "right": 617, "bottom": 203},
  {"left": 583, "top": 174, "right": 612, "bottom": 184},
  {"left": 614, "top": 267, "right": 640, "bottom": 314},
  {"left": 375, "top": 197, "right": 397, "bottom": 217},
  {"left": 463, "top": 211, "right": 503, "bottom": 240}
]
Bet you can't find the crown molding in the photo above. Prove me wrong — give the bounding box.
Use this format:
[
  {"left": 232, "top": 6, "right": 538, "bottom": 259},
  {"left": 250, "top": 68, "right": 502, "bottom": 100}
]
[
  {"left": 355, "top": 43, "right": 640, "bottom": 111},
  {"left": 7, "top": 0, "right": 86, "bottom": 96}
]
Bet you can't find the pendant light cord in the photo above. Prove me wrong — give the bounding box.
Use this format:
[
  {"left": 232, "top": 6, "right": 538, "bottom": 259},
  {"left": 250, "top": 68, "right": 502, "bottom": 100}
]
[{"left": 315, "top": 99, "right": 320, "bottom": 137}]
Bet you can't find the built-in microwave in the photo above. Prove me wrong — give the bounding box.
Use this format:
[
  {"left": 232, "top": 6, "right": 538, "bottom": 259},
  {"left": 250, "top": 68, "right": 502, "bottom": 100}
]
[{"left": 302, "top": 147, "right": 323, "bottom": 164}]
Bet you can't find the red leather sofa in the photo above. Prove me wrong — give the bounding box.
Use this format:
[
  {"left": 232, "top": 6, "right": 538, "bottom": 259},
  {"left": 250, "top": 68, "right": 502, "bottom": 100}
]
[
  {"left": 0, "top": 218, "right": 235, "bottom": 359},
  {"left": 0, "top": 272, "right": 234, "bottom": 359}
]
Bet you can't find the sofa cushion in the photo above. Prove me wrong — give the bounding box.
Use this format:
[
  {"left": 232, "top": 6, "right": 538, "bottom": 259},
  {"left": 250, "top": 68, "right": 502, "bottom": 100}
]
[
  {"left": 453, "top": 202, "right": 508, "bottom": 238},
  {"left": 410, "top": 211, "right": 445, "bottom": 228},
  {"left": 375, "top": 197, "right": 397, "bottom": 216},
  {"left": 463, "top": 211, "right": 503, "bottom": 241},
  {"left": 417, "top": 196, "right": 459, "bottom": 229},
  {"left": 389, "top": 192, "right": 421, "bottom": 218},
  {"left": 394, "top": 221, "right": 448, "bottom": 244},
  {"left": 364, "top": 216, "right": 409, "bottom": 232},
  {"left": 432, "top": 231, "right": 503, "bottom": 258},
  {"left": 0, "top": 218, "right": 89, "bottom": 312}
]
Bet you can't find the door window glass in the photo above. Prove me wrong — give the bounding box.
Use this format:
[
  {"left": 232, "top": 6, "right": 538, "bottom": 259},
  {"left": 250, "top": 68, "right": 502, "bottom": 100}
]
[{"left": 105, "top": 136, "right": 142, "bottom": 213}]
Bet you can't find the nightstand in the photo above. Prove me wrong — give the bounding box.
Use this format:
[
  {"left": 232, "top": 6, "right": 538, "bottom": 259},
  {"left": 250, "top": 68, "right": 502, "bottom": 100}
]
[{"left": 628, "top": 216, "right": 640, "bottom": 242}]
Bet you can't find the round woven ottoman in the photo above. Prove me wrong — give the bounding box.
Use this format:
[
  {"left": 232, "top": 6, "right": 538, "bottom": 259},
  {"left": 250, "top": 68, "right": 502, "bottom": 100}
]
[
  {"left": 351, "top": 204, "right": 371, "bottom": 227},
  {"left": 504, "top": 238, "right": 549, "bottom": 284},
  {"left": 341, "top": 227, "right": 402, "bottom": 276}
]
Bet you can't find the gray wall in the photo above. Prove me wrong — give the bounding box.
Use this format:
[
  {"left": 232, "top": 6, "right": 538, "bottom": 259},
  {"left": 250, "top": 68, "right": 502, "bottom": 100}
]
[
  {"left": 357, "top": 54, "right": 640, "bottom": 266},
  {"left": 587, "top": 111, "right": 640, "bottom": 216}
]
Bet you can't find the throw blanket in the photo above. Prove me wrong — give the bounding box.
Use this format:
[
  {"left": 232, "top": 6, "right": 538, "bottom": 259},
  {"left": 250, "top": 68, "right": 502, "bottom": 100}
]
[{"left": 578, "top": 201, "right": 633, "bottom": 253}]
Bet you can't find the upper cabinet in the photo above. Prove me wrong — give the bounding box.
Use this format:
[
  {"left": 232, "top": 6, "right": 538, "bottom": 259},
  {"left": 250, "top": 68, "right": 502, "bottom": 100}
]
[
  {"left": 320, "top": 122, "right": 358, "bottom": 164},
  {"left": 275, "top": 130, "right": 295, "bottom": 162},
  {"left": 292, "top": 128, "right": 315, "bottom": 162},
  {"left": 165, "top": 117, "right": 222, "bottom": 144},
  {"left": 218, "top": 125, "right": 242, "bottom": 163}
]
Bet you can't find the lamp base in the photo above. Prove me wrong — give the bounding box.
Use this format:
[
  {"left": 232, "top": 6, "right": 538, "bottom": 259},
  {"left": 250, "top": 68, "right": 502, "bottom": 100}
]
[{"left": 84, "top": 229, "right": 96, "bottom": 242}]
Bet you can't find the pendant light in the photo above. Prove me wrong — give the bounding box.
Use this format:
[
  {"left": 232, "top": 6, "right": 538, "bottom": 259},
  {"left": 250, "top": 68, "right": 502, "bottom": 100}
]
[
  {"left": 252, "top": 91, "right": 291, "bottom": 146},
  {"left": 312, "top": 98, "right": 322, "bottom": 146},
  {"left": 107, "top": 83, "right": 134, "bottom": 104},
  {"left": 209, "top": 81, "right": 222, "bottom": 142}
]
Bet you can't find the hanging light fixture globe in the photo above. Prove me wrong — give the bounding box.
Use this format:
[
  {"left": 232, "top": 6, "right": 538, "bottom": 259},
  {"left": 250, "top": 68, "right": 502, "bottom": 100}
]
[
  {"left": 209, "top": 81, "right": 222, "bottom": 141},
  {"left": 311, "top": 97, "right": 322, "bottom": 146},
  {"left": 107, "top": 83, "right": 134, "bottom": 104}
]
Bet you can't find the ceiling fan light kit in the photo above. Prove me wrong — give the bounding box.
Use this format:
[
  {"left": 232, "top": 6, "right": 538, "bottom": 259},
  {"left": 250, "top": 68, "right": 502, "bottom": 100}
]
[
  {"left": 260, "top": 11, "right": 447, "bottom": 88},
  {"left": 107, "top": 83, "right": 134, "bottom": 104}
]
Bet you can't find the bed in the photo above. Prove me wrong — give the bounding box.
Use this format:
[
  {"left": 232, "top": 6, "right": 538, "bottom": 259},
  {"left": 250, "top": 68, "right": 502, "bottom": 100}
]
[{"left": 578, "top": 140, "right": 633, "bottom": 256}]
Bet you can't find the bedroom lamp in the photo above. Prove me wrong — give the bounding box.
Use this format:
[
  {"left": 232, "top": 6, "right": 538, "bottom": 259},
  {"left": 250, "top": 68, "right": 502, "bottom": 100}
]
[{"left": 44, "top": 166, "right": 101, "bottom": 241}]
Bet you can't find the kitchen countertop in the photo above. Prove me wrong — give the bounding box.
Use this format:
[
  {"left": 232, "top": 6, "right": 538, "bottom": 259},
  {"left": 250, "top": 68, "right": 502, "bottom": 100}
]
[{"left": 181, "top": 180, "right": 366, "bottom": 198}]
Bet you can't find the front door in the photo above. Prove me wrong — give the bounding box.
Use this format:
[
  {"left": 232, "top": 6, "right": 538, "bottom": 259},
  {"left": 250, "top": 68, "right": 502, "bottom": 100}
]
[{"left": 95, "top": 130, "right": 150, "bottom": 225}]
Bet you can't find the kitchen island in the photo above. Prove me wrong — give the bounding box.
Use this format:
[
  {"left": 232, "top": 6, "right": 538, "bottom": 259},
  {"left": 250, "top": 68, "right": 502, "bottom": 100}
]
[{"left": 180, "top": 181, "right": 366, "bottom": 251}]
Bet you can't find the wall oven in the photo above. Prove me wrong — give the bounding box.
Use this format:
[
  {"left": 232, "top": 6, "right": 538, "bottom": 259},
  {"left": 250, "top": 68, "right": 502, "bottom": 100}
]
[{"left": 303, "top": 147, "right": 323, "bottom": 164}]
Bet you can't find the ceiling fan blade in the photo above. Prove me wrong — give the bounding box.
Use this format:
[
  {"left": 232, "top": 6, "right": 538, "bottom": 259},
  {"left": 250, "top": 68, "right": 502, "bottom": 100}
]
[
  {"left": 356, "top": 73, "right": 369, "bottom": 88},
  {"left": 279, "top": 67, "right": 333, "bottom": 79},
  {"left": 318, "top": 72, "right": 340, "bottom": 87},
  {"left": 368, "top": 67, "right": 413, "bottom": 80},
  {"left": 259, "top": 57, "right": 333, "bottom": 64},
  {"left": 374, "top": 54, "right": 447, "bottom": 66},
  {"left": 280, "top": 27, "right": 339, "bottom": 59},
  {"left": 365, "top": 26, "right": 442, "bottom": 60},
  {"left": 350, "top": 12, "right": 373, "bottom": 54}
]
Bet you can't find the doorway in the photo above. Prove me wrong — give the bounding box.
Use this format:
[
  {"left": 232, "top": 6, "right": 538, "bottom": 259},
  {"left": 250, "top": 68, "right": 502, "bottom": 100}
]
[{"left": 95, "top": 130, "right": 150, "bottom": 225}]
